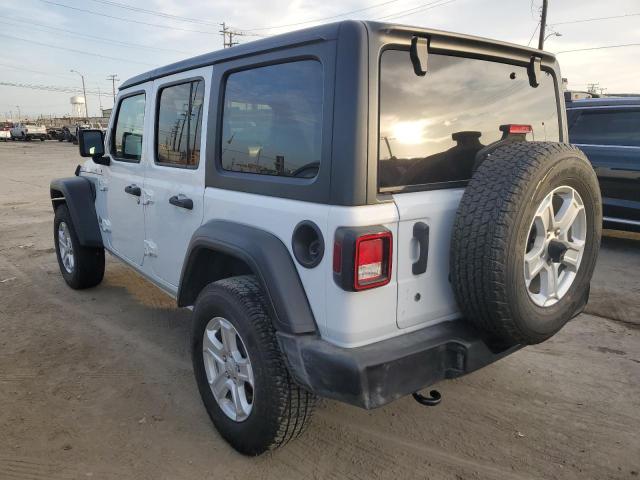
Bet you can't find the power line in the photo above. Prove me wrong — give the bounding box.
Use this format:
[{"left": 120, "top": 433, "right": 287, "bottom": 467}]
[
  {"left": 0, "top": 32, "right": 157, "bottom": 66},
  {"left": 240, "top": 0, "right": 405, "bottom": 32},
  {"left": 556, "top": 43, "right": 640, "bottom": 54},
  {"left": 0, "top": 17, "right": 190, "bottom": 54},
  {"left": 39, "top": 0, "right": 219, "bottom": 35},
  {"left": 86, "top": 0, "right": 220, "bottom": 27},
  {"left": 527, "top": 21, "right": 540, "bottom": 47},
  {"left": 551, "top": 12, "right": 640, "bottom": 26},
  {"left": 374, "top": 0, "right": 457, "bottom": 21},
  {"left": 0, "top": 81, "right": 104, "bottom": 96}
]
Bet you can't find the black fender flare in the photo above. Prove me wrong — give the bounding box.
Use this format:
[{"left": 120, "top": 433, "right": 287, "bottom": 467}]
[
  {"left": 50, "top": 177, "right": 103, "bottom": 248},
  {"left": 178, "top": 220, "right": 317, "bottom": 335}
]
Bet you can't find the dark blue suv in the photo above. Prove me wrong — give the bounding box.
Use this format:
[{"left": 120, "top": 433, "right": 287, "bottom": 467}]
[{"left": 567, "top": 97, "right": 640, "bottom": 232}]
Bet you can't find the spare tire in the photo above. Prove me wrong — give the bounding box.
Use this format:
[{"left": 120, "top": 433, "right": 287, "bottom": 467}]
[{"left": 450, "top": 142, "right": 602, "bottom": 345}]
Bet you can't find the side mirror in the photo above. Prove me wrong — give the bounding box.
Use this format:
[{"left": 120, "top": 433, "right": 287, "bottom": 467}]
[{"left": 78, "top": 129, "right": 108, "bottom": 165}]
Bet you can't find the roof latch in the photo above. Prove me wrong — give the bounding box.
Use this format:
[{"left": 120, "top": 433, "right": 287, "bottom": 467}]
[
  {"left": 527, "top": 56, "right": 542, "bottom": 88},
  {"left": 410, "top": 36, "right": 429, "bottom": 76}
]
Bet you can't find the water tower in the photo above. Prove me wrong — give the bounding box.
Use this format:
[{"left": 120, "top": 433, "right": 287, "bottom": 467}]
[{"left": 70, "top": 96, "right": 86, "bottom": 118}]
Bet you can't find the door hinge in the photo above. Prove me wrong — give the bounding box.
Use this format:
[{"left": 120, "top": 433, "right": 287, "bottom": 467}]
[
  {"left": 98, "top": 178, "right": 109, "bottom": 191},
  {"left": 99, "top": 217, "right": 111, "bottom": 233},
  {"left": 143, "top": 240, "right": 158, "bottom": 257},
  {"left": 142, "top": 189, "right": 154, "bottom": 206}
]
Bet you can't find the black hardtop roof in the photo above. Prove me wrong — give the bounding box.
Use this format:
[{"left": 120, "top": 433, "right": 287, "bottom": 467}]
[
  {"left": 566, "top": 96, "right": 640, "bottom": 108},
  {"left": 120, "top": 20, "right": 556, "bottom": 90}
]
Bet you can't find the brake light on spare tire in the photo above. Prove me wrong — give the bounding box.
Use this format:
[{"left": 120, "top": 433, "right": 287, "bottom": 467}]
[{"left": 333, "top": 227, "right": 392, "bottom": 291}]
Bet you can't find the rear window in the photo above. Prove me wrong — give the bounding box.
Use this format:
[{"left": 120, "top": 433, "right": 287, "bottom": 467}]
[
  {"left": 568, "top": 109, "right": 640, "bottom": 147},
  {"left": 379, "top": 50, "right": 560, "bottom": 190},
  {"left": 220, "top": 60, "right": 323, "bottom": 179}
]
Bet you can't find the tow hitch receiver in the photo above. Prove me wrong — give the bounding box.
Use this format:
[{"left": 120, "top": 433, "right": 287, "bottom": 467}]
[{"left": 412, "top": 390, "right": 442, "bottom": 406}]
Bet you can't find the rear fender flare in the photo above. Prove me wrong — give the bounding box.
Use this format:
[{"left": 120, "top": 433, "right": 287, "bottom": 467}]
[{"left": 178, "top": 220, "right": 317, "bottom": 335}]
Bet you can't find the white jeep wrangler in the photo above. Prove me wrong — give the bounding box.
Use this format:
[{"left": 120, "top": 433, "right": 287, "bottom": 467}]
[{"left": 50, "top": 21, "right": 602, "bottom": 455}]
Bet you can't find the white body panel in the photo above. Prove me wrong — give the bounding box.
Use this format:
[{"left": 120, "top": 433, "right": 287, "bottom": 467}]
[
  {"left": 141, "top": 67, "right": 211, "bottom": 290},
  {"left": 393, "top": 190, "right": 463, "bottom": 329},
  {"left": 101, "top": 82, "right": 153, "bottom": 266}
]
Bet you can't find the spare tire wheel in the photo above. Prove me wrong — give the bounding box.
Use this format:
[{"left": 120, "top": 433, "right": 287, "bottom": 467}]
[{"left": 450, "top": 142, "right": 602, "bottom": 345}]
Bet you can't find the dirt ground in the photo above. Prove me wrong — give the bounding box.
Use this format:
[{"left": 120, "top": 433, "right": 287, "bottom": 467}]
[{"left": 0, "top": 141, "right": 638, "bottom": 480}]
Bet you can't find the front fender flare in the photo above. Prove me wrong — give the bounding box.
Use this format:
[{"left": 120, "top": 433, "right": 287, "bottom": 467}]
[
  {"left": 50, "top": 177, "right": 103, "bottom": 248},
  {"left": 178, "top": 220, "right": 317, "bottom": 335}
]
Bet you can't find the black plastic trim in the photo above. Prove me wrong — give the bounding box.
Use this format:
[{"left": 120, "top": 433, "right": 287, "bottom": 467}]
[
  {"left": 178, "top": 220, "right": 317, "bottom": 334},
  {"left": 277, "top": 320, "right": 521, "bottom": 409},
  {"left": 49, "top": 177, "right": 103, "bottom": 248}
]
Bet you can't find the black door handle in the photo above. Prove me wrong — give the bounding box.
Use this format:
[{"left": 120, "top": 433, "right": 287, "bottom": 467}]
[
  {"left": 124, "top": 185, "right": 141, "bottom": 196},
  {"left": 169, "top": 194, "right": 193, "bottom": 210},
  {"left": 412, "top": 222, "right": 429, "bottom": 275}
]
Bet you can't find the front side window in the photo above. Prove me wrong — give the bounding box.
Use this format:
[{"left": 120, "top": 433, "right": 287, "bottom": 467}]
[
  {"left": 221, "top": 60, "right": 323, "bottom": 178},
  {"left": 569, "top": 109, "right": 640, "bottom": 147},
  {"left": 112, "top": 93, "right": 146, "bottom": 162},
  {"left": 379, "top": 50, "right": 560, "bottom": 190},
  {"left": 156, "top": 80, "right": 205, "bottom": 167}
]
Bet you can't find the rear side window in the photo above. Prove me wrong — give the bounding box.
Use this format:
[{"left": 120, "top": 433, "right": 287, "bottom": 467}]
[
  {"left": 112, "top": 93, "right": 146, "bottom": 162},
  {"left": 156, "top": 80, "right": 205, "bottom": 167},
  {"left": 569, "top": 109, "right": 640, "bottom": 147},
  {"left": 379, "top": 50, "right": 560, "bottom": 190},
  {"left": 220, "top": 60, "right": 323, "bottom": 179}
]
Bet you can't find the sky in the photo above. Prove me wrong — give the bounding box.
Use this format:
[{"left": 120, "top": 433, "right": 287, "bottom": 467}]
[{"left": 1, "top": 0, "right": 639, "bottom": 119}]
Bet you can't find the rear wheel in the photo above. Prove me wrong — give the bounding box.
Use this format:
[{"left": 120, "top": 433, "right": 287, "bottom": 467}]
[
  {"left": 54, "top": 204, "right": 105, "bottom": 289},
  {"left": 451, "top": 142, "right": 601, "bottom": 345},
  {"left": 192, "top": 275, "right": 315, "bottom": 455}
]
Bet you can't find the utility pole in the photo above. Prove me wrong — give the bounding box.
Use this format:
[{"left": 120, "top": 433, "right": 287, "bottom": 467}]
[
  {"left": 15, "top": 105, "right": 21, "bottom": 121},
  {"left": 106, "top": 74, "right": 119, "bottom": 103},
  {"left": 538, "top": 0, "right": 549, "bottom": 50},
  {"left": 219, "top": 22, "right": 243, "bottom": 48},
  {"left": 97, "top": 86, "right": 104, "bottom": 113},
  {"left": 586, "top": 83, "right": 599, "bottom": 94},
  {"left": 70, "top": 69, "right": 89, "bottom": 119}
]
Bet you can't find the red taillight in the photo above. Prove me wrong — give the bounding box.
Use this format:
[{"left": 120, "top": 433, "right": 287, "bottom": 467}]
[
  {"left": 508, "top": 124, "right": 532, "bottom": 134},
  {"left": 332, "top": 242, "right": 342, "bottom": 274},
  {"left": 333, "top": 227, "right": 392, "bottom": 291},
  {"left": 354, "top": 232, "right": 392, "bottom": 290}
]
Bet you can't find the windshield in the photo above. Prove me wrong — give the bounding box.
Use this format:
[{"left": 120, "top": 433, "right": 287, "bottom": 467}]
[{"left": 379, "top": 50, "right": 560, "bottom": 190}]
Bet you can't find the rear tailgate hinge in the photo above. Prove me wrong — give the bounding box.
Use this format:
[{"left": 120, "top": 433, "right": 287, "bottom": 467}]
[
  {"left": 410, "top": 36, "right": 429, "bottom": 76},
  {"left": 527, "top": 56, "right": 542, "bottom": 88}
]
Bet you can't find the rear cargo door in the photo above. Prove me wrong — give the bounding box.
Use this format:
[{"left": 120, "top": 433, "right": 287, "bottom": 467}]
[{"left": 378, "top": 49, "right": 561, "bottom": 329}]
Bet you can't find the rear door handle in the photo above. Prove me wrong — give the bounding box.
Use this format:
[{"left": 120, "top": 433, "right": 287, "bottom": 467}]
[
  {"left": 412, "top": 222, "right": 429, "bottom": 275},
  {"left": 169, "top": 194, "right": 193, "bottom": 210},
  {"left": 124, "top": 184, "right": 141, "bottom": 197}
]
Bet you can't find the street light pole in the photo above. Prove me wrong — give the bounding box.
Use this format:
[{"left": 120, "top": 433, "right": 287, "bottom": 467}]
[
  {"left": 70, "top": 69, "right": 89, "bottom": 119},
  {"left": 15, "top": 105, "right": 21, "bottom": 121},
  {"left": 538, "top": 0, "right": 549, "bottom": 50}
]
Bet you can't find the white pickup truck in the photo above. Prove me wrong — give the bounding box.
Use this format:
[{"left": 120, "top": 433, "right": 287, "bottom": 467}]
[{"left": 11, "top": 122, "right": 48, "bottom": 141}]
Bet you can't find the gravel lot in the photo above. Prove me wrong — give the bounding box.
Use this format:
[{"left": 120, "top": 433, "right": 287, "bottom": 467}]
[{"left": 1, "top": 141, "right": 639, "bottom": 480}]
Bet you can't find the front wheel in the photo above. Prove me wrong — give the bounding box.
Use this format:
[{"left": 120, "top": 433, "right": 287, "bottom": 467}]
[
  {"left": 54, "top": 204, "right": 105, "bottom": 289},
  {"left": 191, "top": 275, "right": 315, "bottom": 455}
]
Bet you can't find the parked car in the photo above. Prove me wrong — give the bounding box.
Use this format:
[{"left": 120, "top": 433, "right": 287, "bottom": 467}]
[
  {"left": 0, "top": 122, "right": 12, "bottom": 141},
  {"left": 567, "top": 96, "right": 640, "bottom": 232},
  {"left": 50, "top": 20, "right": 602, "bottom": 455},
  {"left": 47, "top": 127, "right": 64, "bottom": 140},
  {"left": 10, "top": 122, "right": 48, "bottom": 141}
]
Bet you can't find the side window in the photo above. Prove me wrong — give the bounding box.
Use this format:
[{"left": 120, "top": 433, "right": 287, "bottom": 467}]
[
  {"left": 569, "top": 110, "right": 640, "bottom": 147},
  {"left": 112, "top": 93, "right": 146, "bottom": 162},
  {"left": 156, "top": 80, "right": 205, "bottom": 167},
  {"left": 220, "top": 60, "right": 323, "bottom": 178}
]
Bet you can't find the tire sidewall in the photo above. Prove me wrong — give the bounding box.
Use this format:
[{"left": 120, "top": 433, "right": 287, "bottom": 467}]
[
  {"left": 505, "top": 152, "right": 602, "bottom": 341},
  {"left": 54, "top": 205, "right": 82, "bottom": 288},
  {"left": 191, "top": 283, "right": 281, "bottom": 454}
]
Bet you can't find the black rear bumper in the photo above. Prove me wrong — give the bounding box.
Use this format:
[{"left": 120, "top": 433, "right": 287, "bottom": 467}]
[{"left": 277, "top": 320, "right": 520, "bottom": 409}]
